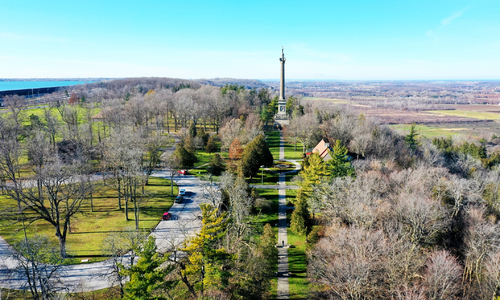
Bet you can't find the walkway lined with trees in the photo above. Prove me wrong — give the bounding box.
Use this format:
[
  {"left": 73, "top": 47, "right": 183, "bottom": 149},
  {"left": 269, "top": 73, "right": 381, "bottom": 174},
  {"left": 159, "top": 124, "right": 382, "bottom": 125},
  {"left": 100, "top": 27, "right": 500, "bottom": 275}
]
[{"left": 277, "top": 132, "right": 290, "bottom": 299}]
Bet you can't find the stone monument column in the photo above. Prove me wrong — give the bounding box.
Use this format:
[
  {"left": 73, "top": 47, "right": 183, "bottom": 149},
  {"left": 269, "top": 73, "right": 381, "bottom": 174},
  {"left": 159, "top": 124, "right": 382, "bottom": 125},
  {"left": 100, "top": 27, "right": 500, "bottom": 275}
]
[
  {"left": 279, "top": 47, "right": 286, "bottom": 101},
  {"left": 277, "top": 47, "right": 287, "bottom": 118}
]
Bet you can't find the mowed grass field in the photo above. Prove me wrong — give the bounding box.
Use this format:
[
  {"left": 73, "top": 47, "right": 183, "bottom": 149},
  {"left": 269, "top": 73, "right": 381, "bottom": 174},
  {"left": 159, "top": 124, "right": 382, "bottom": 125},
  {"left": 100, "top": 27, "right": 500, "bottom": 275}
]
[
  {"left": 266, "top": 131, "right": 281, "bottom": 159},
  {"left": 390, "top": 121, "right": 500, "bottom": 139},
  {"left": 286, "top": 189, "right": 311, "bottom": 299},
  {"left": 390, "top": 124, "right": 464, "bottom": 138},
  {"left": 0, "top": 177, "right": 176, "bottom": 261},
  {"left": 426, "top": 110, "right": 500, "bottom": 121}
]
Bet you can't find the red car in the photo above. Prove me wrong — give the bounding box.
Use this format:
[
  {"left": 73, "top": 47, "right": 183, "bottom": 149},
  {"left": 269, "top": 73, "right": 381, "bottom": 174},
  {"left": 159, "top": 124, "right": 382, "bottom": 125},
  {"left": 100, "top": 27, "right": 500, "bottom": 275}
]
[
  {"left": 178, "top": 170, "right": 188, "bottom": 175},
  {"left": 162, "top": 212, "right": 171, "bottom": 220}
]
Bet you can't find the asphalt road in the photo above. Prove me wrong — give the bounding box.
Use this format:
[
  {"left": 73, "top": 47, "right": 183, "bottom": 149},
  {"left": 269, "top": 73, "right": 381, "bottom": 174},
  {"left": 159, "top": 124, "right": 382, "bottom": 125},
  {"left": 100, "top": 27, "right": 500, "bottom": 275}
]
[{"left": 0, "top": 170, "right": 206, "bottom": 292}]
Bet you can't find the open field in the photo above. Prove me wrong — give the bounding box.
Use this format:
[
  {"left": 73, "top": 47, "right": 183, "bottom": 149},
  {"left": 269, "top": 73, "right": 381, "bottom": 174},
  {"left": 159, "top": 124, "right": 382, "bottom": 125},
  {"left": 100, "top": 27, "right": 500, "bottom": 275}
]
[
  {"left": 427, "top": 110, "right": 500, "bottom": 121},
  {"left": 455, "top": 104, "right": 500, "bottom": 112},
  {"left": 302, "top": 97, "right": 349, "bottom": 104},
  {"left": 351, "top": 106, "right": 486, "bottom": 124},
  {"left": 390, "top": 124, "right": 468, "bottom": 138},
  {"left": 391, "top": 121, "right": 500, "bottom": 139},
  {"left": 0, "top": 177, "right": 176, "bottom": 262}
]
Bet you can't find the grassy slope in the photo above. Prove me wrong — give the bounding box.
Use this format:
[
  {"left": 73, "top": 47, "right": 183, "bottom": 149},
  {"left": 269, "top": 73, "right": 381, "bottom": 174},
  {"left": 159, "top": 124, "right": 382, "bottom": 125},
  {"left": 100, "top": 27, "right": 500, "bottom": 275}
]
[{"left": 0, "top": 177, "right": 176, "bottom": 261}]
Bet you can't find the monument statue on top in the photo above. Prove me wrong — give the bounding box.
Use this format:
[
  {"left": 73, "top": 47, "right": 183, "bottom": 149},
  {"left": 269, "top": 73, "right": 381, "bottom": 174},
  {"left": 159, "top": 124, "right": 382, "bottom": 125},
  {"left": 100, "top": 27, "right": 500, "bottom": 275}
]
[{"left": 276, "top": 47, "right": 288, "bottom": 122}]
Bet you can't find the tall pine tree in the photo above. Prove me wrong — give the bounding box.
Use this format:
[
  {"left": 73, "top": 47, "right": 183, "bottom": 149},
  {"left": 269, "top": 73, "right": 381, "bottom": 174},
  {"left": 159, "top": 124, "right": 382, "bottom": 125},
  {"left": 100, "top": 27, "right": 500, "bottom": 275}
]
[
  {"left": 119, "top": 236, "right": 174, "bottom": 300},
  {"left": 326, "top": 140, "right": 355, "bottom": 178}
]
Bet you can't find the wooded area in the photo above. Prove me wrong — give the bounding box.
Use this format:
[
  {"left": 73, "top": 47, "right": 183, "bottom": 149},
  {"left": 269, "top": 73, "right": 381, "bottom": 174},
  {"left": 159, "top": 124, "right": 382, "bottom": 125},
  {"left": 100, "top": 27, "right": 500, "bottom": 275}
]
[{"left": 2, "top": 77, "right": 500, "bottom": 299}]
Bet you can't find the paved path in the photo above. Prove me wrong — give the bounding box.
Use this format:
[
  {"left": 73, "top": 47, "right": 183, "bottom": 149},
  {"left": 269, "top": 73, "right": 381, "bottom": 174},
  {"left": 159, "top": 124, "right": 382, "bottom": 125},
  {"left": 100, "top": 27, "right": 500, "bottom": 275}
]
[
  {"left": 0, "top": 171, "right": 207, "bottom": 293},
  {"left": 0, "top": 133, "right": 300, "bottom": 296},
  {"left": 250, "top": 184, "right": 298, "bottom": 190},
  {"left": 277, "top": 132, "right": 290, "bottom": 299}
]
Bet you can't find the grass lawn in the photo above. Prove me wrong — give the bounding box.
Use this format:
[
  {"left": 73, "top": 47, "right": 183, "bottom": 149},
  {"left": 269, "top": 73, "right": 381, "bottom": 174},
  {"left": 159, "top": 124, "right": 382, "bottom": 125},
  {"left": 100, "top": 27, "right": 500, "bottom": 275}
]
[
  {"left": 254, "top": 188, "right": 279, "bottom": 226},
  {"left": 390, "top": 124, "right": 462, "bottom": 138},
  {"left": 266, "top": 131, "right": 281, "bottom": 160},
  {"left": 193, "top": 150, "right": 215, "bottom": 167},
  {"left": 427, "top": 110, "right": 500, "bottom": 121},
  {"left": 267, "top": 130, "right": 304, "bottom": 160},
  {"left": 288, "top": 231, "right": 310, "bottom": 299},
  {"left": 248, "top": 170, "right": 281, "bottom": 186},
  {"left": 15, "top": 105, "right": 102, "bottom": 127},
  {"left": 0, "top": 177, "right": 176, "bottom": 262},
  {"left": 286, "top": 189, "right": 310, "bottom": 299},
  {"left": 284, "top": 142, "right": 305, "bottom": 160}
]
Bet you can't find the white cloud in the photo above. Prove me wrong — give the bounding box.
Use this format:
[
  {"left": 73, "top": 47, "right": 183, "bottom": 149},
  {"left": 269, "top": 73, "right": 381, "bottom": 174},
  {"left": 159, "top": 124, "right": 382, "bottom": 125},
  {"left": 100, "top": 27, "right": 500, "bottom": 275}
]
[
  {"left": 426, "top": 7, "right": 469, "bottom": 36},
  {"left": 441, "top": 9, "right": 466, "bottom": 26}
]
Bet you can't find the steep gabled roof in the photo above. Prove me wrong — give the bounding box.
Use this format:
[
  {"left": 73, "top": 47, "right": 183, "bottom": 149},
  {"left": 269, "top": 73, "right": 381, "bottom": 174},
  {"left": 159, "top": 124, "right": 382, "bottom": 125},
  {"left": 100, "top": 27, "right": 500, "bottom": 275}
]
[{"left": 311, "top": 139, "right": 331, "bottom": 160}]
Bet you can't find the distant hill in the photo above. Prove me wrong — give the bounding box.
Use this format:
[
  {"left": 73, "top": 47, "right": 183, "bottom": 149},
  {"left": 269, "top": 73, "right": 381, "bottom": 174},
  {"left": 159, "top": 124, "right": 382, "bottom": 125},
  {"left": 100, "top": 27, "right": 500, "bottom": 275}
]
[{"left": 197, "top": 78, "right": 268, "bottom": 89}]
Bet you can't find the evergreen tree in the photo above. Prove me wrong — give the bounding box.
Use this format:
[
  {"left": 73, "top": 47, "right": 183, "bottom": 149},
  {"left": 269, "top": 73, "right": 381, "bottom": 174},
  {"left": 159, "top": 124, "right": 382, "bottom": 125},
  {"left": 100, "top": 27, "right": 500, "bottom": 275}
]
[
  {"left": 120, "top": 236, "right": 173, "bottom": 300},
  {"left": 326, "top": 140, "right": 355, "bottom": 178},
  {"left": 240, "top": 135, "right": 273, "bottom": 178},
  {"left": 404, "top": 123, "right": 420, "bottom": 152},
  {"left": 174, "top": 144, "right": 197, "bottom": 168},
  {"left": 209, "top": 154, "right": 224, "bottom": 176},
  {"left": 260, "top": 105, "right": 271, "bottom": 130},
  {"left": 286, "top": 96, "right": 297, "bottom": 116},
  {"left": 188, "top": 121, "right": 197, "bottom": 138},
  {"left": 305, "top": 226, "right": 322, "bottom": 251},
  {"left": 199, "top": 128, "right": 209, "bottom": 146},
  {"left": 181, "top": 203, "right": 231, "bottom": 296},
  {"left": 290, "top": 189, "right": 311, "bottom": 236},
  {"left": 205, "top": 134, "right": 218, "bottom": 153},
  {"left": 260, "top": 223, "right": 278, "bottom": 271},
  {"left": 299, "top": 152, "right": 328, "bottom": 196},
  {"left": 268, "top": 96, "right": 279, "bottom": 115}
]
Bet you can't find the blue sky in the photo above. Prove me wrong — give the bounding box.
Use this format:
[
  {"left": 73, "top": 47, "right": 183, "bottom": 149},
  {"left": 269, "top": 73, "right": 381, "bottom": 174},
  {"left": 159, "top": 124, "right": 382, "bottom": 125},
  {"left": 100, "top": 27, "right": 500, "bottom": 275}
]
[{"left": 0, "top": 0, "right": 499, "bottom": 80}]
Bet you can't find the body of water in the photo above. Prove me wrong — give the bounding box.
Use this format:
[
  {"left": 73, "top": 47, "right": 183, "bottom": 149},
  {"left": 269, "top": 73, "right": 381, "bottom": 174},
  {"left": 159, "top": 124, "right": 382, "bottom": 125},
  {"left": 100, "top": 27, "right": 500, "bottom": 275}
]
[{"left": 0, "top": 80, "right": 93, "bottom": 92}]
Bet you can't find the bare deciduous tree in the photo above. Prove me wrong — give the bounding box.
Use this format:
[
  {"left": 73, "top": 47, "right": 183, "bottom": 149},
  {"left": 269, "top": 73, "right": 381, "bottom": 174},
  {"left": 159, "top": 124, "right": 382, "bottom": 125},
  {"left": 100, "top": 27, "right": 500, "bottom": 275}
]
[
  {"left": 11, "top": 235, "right": 65, "bottom": 300},
  {"left": 423, "top": 250, "right": 463, "bottom": 300},
  {"left": 308, "top": 226, "right": 389, "bottom": 299}
]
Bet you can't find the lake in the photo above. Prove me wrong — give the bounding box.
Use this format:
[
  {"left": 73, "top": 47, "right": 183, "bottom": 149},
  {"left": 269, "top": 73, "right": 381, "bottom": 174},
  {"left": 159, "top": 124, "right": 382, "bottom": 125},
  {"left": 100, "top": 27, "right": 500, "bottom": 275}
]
[{"left": 0, "top": 80, "right": 94, "bottom": 92}]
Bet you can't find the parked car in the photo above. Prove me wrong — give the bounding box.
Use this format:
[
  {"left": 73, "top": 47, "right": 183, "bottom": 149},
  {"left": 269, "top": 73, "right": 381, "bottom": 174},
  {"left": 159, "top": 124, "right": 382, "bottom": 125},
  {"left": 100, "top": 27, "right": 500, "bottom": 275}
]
[
  {"left": 175, "top": 195, "right": 183, "bottom": 203},
  {"left": 178, "top": 170, "right": 188, "bottom": 175},
  {"left": 179, "top": 189, "right": 186, "bottom": 196},
  {"left": 162, "top": 212, "right": 171, "bottom": 220}
]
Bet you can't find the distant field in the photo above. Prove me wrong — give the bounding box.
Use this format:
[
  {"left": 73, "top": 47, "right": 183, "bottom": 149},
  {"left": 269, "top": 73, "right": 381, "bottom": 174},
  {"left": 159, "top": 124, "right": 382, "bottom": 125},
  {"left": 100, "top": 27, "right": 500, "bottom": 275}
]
[
  {"left": 390, "top": 122, "right": 500, "bottom": 139},
  {"left": 302, "top": 97, "right": 349, "bottom": 103},
  {"left": 427, "top": 110, "right": 500, "bottom": 121},
  {"left": 390, "top": 124, "right": 464, "bottom": 138}
]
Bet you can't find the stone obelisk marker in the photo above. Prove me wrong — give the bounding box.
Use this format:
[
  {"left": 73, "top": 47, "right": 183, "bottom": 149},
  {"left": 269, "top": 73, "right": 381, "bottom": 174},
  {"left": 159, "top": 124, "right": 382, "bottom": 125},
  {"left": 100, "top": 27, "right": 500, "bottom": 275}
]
[{"left": 277, "top": 47, "right": 287, "bottom": 119}]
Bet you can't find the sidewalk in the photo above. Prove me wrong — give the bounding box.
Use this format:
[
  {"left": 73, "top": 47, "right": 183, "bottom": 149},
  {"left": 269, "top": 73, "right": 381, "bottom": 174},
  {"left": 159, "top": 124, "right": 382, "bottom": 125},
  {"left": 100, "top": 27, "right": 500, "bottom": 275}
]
[{"left": 276, "top": 132, "right": 289, "bottom": 299}]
